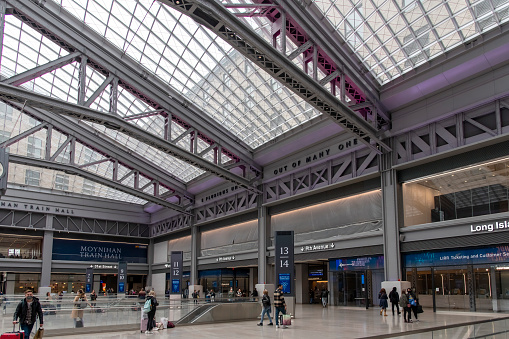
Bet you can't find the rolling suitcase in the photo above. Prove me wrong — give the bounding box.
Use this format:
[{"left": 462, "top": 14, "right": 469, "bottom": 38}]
[{"left": 1, "top": 324, "right": 25, "bottom": 338}]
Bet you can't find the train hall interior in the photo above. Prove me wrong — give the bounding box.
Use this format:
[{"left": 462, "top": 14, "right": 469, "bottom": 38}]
[{"left": 0, "top": 0, "right": 509, "bottom": 337}]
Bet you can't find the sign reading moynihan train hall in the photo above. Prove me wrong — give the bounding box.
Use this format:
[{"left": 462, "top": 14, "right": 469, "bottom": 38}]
[{"left": 52, "top": 238, "right": 147, "bottom": 263}]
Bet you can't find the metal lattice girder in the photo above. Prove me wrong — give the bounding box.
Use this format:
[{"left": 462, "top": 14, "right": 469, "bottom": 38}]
[
  {"left": 2, "top": 51, "right": 81, "bottom": 86},
  {"left": 268, "top": 0, "right": 389, "bottom": 124},
  {"left": 9, "top": 154, "right": 191, "bottom": 214},
  {"left": 0, "top": 83, "right": 260, "bottom": 193},
  {"left": 158, "top": 0, "right": 391, "bottom": 154},
  {"left": 8, "top": 0, "right": 261, "bottom": 175},
  {"left": 7, "top": 102, "right": 193, "bottom": 201}
]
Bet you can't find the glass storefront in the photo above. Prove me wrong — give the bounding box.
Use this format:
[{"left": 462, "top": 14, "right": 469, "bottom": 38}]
[
  {"left": 198, "top": 268, "right": 250, "bottom": 297},
  {"left": 405, "top": 246, "right": 509, "bottom": 311},
  {"left": 6, "top": 273, "right": 40, "bottom": 294},
  {"left": 330, "top": 256, "right": 384, "bottom": 307},
  {"left": 402, "top": 157, "right": 509, "bottom": 227},
  {"left": 0, "top": 234, "right": 42, "bottom": 259}
]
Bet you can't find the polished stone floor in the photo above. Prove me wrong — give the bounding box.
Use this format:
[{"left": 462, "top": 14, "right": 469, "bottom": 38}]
[{"left": 58, "top": 305, "right": 508, "bottom": 339}]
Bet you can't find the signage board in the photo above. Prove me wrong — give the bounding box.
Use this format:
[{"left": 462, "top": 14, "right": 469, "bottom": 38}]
[
  {"left": 85, "top": 268, "right": 93, "bottom": 293},
  {"left": 117, "top": 262, "right": 127, "bottom": 294},
  {"left": 52, "top": 238, "right": 147, "bottom": 263},
  {"left": 329, "top": 256, "right": 384, "bottom": 271},
  {"left": 170, "top": 251, "right": 183, "bottom": 295},
  {"left": 275, "top": 231, "right": 294, "bottom": 296},
  {"left": 405, "top": 246, "right": 509, "bottom": 268}
]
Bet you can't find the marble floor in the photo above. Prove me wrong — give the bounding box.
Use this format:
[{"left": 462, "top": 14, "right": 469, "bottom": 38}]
[{"left": 56, "top": 305, "right": 508, "bottom": 339}]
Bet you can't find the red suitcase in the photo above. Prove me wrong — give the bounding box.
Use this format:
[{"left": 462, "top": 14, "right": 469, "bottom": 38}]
[{"left": 1, "top": 325, "right": 24, "bottom": 339}]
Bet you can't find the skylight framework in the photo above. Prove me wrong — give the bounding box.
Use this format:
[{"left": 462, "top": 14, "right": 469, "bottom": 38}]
[{"left": 311, "top": 0, "right": 509, "bottom": 84}]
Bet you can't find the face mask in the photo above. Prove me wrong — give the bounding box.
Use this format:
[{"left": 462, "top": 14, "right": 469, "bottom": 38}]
[{"left": 26, "top": 296, "right": 33, "bottom": 301}]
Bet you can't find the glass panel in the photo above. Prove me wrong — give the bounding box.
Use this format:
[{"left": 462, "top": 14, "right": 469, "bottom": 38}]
[
  {"left": 434, "top": 267, "right": 469, "bottom": 310},
  {"left": 402, "top": 158, "right": 509, "bottom": 226}
]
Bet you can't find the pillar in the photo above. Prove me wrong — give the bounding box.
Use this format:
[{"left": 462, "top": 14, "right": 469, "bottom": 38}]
[
  {"left": 40, "top": 216, "right": 54, "bottom": 289},
  {"left": 190, "top": 223, "right": 200, "bottom": 285},
  {"left": 146, "top": 238, "right": 154, "bottom": 289},
  {"left": 380, "top": 149, "right": 402, "bottom": 281},
  {"left": 257, "top": 200, "right": 269, "bottom": 284}
]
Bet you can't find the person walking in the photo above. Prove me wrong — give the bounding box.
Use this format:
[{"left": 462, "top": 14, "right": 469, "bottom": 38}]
[
  {"left": 145, "top": 290, "right": 159, "bottom": 334},
  {"left": 321, "top": 289, "right": 329, "bottom": 307},
  {"left": 378, "top": 288, "right": 388, "bottom": 316},
  {"left": 400, "top": 290, "right": 411, "bottom": 323},
  {"left": 257, "top": 289, "right": 273, "bottom": 326},
  {"left": 90, "top": 290, "right": 98, "bottom": 312},
  {"left": 389, "top": 287, "right": 401, "bottom": 315},
  {"left": 13, "top": 289, "right": 44, "bottom": 338},
  {"left": 273, "top": 284, "right": 287, "bottom": 328},
  {"left": 71, "top": 289, "right": 91, "bottom": 328},
  {"left": 407, "top": 288, "right": 419, "bottom": 322}
]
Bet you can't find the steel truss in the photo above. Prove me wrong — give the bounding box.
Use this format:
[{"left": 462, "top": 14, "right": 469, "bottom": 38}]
[
  {"left": 248, "top": 0, "right": 388, "bottom": 127},
  {"left": 0, "top": 209, "right": 149, "bottom": 237},
  {"left": 264, "top": 147, "right": 379, "bottom": 202},
  {"left": 393, "top": 97, "right": 509, "bottom": 165},
  {"left": 5, "top": 0, "right": 261, "bottom": 179},
  {"left": 158, "top": 0, "right": 390, "bottom": 154},
  {"left": 0, "top": 101, "right": 194, "bottom": 206},
  {"left": 150, "top": 214, "right": 192, "bottom": 237},
  {"left": 0, "top": 83, "right": 259, "bottom": 194}
]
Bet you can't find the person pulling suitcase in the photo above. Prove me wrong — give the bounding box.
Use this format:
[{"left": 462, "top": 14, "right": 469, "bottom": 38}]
[{"left": 11, "top": 289, "right": 44, "bottom": 338}]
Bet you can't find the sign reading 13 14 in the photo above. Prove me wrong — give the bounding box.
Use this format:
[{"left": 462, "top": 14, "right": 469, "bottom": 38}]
[{"left": 274, "top": 231, "right": 294, "bottom": 296}]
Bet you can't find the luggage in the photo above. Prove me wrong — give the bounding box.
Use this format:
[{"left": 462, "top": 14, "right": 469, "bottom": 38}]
[
  {"left": 167, "top": 321, "right": 175, "bottom": 328},
  {"left": 75, "top": 318, "right": 84, "bottom": 328},
  {"left": 417, "top": 305, "right": 423, "bottom": 313},
  {"left": 140, "top": 313, "right": 149, "bottom": 333},
  {"left": 2, "top": 324, "right": 25, "bottom": 338}
]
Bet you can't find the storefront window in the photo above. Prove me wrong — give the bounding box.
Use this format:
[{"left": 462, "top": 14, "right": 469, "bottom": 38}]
[
  {"left": 495, "top": 268, "right": 509, "bottom": 299},
  {"left": 50, "top": 274, "right": 85, "bottom": 293},
  {"left": 402, "top": 158, "right": 509, "bottom": 227},
  {"left": 6, "top": 273, "right": 40, "bottom": 294},
  {"left": 0, "top": 234, "right": 42, "bottom": 259}
]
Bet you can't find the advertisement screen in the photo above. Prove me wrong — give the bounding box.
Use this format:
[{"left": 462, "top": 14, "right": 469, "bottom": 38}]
[
  {"left": 172, "top": 279, "right": 180, "bottom": 294},
  {"left": 279, "top": 273, "right": 291, "bottom": 294}
]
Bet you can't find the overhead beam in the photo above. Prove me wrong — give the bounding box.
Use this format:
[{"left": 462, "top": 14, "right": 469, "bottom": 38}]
[
  {"left": 9, "top": 154, "right": 191, "bottom": 214},
  {"left": 0, "top": 83, "right": 260, "bottom": 193},
  {"left": 274, "top": 0, "right": 388, "bottom": 122},
  {"left": 8, "top": 0, "right": 260, "bottom": 173},
  {"left": 2, "top": 51, "right": 81, "bottom": 86},
  {"left": 158, "top": 0, "right": 390, "bottom": 154},
  {"left": 2, "top": 100, "right": 193, "bottom": 199}
]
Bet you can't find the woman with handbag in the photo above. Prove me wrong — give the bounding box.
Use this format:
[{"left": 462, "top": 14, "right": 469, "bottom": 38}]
[{"left": 71, "top": 289, "right": 91, "bottom": 328}]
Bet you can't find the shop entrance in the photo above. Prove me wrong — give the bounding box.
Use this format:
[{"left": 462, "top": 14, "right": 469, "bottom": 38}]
[{"left": 335, "top": 271, "right": 368, "bottom": 306}]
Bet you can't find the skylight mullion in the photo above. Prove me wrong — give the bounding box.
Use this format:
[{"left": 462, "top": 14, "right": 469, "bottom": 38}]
[
  {"left": 443, "top": 1, "right": 466, "bottom": 41},
  {"left": 464, "top": 0, "right": 483, "bottom": 34},
  {"left": 415, "top": 0, "right": 446, "bottom": 53}
]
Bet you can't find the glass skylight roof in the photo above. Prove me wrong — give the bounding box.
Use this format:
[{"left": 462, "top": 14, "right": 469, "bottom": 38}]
[{"left": 312, "top": 0, "right": 509, "bottom": 84}]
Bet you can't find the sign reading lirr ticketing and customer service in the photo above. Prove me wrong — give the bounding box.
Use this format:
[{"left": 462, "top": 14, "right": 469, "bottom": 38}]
[
  {"left": 275, "top": 231, "right": 294, "bottom": 296},
  {"left": 170, "top": 251, "right": 183, "bottom": 295}
]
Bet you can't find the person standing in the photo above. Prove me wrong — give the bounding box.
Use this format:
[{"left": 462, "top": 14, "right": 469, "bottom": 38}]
[
  {"left": 257, "top": 289, "right": 273, "bottom": 326},
  {"left": 90, "top": 290, "right": 98, "bottom": 312},
  {"left": 273, "top": 284, "right": 287, "bottom": 329},
  {"left": 13, "top": 289, "right": 44, "bottom": 338},
  {"left": 378, "top": 288, "right": 388, "bottom": 316},
  {"left": 399, "top": 290, "right": 411, "bottom": 323},
  {"left": 236, "top": 288, "right": 243, "bottom": 298},
  {"left": 389, "top": 287, "right": 401, "bottom": 315},
  {"left": 321, "top": 289, "right": 329, "bottom": 308},
  {"left": 407, "top": 288, "right": 419, "bottom": 322},
  {"left": 71, "top": 289, "right": 91, "bottom": 327},
  {"left": 145, "top": 290, "right": 159, "bottom": 334}
]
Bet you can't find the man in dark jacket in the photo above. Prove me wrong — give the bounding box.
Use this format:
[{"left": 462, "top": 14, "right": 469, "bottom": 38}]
[
  {"left": 13, "top": 289, "right": 44, "bottom": 338},
  {"left": 389, "top": 287, "right": 401, "bottom": 315}
]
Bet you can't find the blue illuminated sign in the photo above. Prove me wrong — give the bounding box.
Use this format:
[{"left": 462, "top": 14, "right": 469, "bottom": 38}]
[
  {"left": 172, "top": 279, "right": 180, "bottom": 294},
  {"left": 329, "top": 256, "right": 384, "bottom": 271},
  {"left": 118, "top": 282, "right": 125, "bottom": 293},
  {"left": 405, "top": 245, "right": 509, "bottom": 267},
  {"left": 279, "top": 273, "right": 291, "bottom": 294}
]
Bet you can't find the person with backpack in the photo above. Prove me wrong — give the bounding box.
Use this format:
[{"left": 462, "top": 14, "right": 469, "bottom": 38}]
[
  {"left": 71, "top": 289, "right": 91, "bottom": 328},
  {"left": 13, "top": 289, "right": 44, "bottom": 338},
  {"left": 144, "top": 290, "right": 159, "bottom": 334},
  {"left": 273, "top": 284, "right": 287, "bottom": 328},
  {"left": 257, "top": 289, "right": 273, "bottom": 326},
  {"left": 389, "top": 287, "right": 401, "bottom": 315}
]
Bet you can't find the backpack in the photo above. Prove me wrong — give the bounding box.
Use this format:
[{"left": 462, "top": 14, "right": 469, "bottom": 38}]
[{"left": 143, "top": 298, "right": 152, "bottom": 313}]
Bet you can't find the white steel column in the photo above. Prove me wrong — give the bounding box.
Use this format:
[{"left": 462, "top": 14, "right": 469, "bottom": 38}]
[
  {"left": 257, "top": 202, "right": 268, "bottom": 284},
  {"left": 0, "top": 0, "right": 6, "bottom": 75},
  {"left": 40, "top": 215, "right": 54, "bottom": 289},
  {"left": 381, "top": 148, "right": 402, "bottom": 281},
  {"left": 190, "top": 223, "right": 199, "bottom": 285}
]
